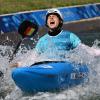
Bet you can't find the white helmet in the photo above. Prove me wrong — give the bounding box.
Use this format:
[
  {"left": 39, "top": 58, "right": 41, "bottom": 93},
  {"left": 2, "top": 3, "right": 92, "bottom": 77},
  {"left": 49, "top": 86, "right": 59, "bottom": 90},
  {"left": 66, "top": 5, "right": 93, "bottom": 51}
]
[{"left": 46, "top": 8, "right": 63, "bottom": 22}]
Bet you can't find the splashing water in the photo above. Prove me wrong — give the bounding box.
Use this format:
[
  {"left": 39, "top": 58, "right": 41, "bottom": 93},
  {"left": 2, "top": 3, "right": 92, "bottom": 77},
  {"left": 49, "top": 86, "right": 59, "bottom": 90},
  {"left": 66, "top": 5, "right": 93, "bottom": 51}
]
[{"left": 0, "top": 39, "right": 100, "bottom": 100}]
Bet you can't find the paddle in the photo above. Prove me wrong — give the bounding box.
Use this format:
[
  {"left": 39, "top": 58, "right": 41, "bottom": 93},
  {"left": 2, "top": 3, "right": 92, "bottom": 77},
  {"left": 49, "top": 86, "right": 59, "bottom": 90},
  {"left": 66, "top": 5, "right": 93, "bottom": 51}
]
[
  {"left": 0, "top": 20, "right": 38, "bottom": 78},
  {"left": 9, "top": 20, "right": 38, "bottom": 62}
]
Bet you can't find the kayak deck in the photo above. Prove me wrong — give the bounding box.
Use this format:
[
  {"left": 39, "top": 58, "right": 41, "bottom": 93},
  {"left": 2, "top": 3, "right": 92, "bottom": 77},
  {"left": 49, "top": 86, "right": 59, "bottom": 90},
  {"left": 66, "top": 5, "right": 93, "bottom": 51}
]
[{"left": 12, "top": 61, "right": 89, "bottom": 93}]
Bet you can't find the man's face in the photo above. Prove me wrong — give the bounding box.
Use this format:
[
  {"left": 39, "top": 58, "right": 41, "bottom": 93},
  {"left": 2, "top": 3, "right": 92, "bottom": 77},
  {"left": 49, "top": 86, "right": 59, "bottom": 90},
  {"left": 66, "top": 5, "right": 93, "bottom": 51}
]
[{"left": 47, "top": 14, "right": 60, "bottom": 29}]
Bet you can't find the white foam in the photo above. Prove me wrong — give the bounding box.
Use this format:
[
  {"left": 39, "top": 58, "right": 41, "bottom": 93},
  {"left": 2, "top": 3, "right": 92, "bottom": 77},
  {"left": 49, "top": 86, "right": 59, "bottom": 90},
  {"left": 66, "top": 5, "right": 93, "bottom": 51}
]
[{"left": 0, "top": 39, "right": 100, "bottom": 100}]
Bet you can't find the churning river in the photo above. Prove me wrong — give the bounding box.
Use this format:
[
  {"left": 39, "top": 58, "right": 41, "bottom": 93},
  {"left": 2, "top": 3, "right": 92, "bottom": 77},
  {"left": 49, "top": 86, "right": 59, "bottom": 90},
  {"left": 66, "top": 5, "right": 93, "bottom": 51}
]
[{"left": 0, "top": 31, "right": 100, "bottom": 100}]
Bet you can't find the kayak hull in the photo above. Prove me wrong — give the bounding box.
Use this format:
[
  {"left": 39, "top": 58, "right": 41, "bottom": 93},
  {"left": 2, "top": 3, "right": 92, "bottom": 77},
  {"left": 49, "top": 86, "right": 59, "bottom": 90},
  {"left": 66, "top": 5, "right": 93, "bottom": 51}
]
[{"left": 12, "top": 61, "right": 89, "bottom": 93}]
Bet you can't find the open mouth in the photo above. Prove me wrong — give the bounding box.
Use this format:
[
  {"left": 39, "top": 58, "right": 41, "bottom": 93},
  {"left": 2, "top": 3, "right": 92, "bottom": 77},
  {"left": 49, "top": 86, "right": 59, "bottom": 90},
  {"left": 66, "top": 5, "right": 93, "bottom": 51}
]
[{"left": 50, "top": 21, "right": 55, "bottom": 25}]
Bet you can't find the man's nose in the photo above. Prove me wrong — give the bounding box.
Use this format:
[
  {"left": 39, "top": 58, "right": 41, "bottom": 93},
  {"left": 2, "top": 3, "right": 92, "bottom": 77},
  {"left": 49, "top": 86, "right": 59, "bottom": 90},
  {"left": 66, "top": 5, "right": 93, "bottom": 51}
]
[{"left": 50, "top": 17, "right": 54, "bottom": 20}]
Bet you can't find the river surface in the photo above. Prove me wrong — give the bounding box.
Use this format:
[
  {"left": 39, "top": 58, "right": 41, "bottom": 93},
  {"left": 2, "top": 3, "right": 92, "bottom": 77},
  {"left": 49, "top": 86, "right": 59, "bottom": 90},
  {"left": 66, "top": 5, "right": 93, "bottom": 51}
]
[{"left": 0, "top": 31, "right": 100, "bottom": 100}]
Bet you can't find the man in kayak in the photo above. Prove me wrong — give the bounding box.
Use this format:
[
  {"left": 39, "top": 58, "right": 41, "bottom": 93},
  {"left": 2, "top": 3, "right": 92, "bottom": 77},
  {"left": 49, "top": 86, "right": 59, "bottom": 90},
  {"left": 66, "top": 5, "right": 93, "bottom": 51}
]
[
  {"left": 10, "top": 8, "right": 100, "bottom": 67},
  {"left": 35, "top": 8, "right": 81, "bottom": 60}
]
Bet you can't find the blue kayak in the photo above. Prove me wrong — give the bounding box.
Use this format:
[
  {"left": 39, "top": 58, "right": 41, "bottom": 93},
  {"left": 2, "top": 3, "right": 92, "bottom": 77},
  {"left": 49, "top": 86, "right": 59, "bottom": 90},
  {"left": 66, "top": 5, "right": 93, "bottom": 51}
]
[{"left": 12, "top": 61, "right": 89, "bottom": 93}]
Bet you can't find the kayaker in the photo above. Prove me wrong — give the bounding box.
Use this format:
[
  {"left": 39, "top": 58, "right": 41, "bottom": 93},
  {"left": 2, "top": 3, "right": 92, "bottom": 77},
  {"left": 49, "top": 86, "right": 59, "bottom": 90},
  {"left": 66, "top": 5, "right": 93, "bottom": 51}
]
[{"left": 10, "top": 8, "right": 100, "bottom": 67}]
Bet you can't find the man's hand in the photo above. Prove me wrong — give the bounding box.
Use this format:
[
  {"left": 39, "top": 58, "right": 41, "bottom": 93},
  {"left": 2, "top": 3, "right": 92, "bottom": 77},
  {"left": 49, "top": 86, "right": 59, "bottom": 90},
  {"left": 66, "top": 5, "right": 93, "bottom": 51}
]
[{"left": 10, "top": 62, "right": 22, "bottom": 68}]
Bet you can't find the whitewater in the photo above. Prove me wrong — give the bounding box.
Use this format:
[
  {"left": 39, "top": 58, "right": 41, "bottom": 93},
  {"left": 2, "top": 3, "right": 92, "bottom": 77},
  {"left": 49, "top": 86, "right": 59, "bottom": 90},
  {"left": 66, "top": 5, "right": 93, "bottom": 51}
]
[{"left": 0, "top": 38, "right": 100, "bottom": 100}]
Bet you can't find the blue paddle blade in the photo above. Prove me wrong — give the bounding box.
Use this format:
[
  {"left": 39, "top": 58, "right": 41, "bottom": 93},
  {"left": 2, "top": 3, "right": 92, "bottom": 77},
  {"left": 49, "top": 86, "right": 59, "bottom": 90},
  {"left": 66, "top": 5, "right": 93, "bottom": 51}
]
[{"left": 18, "top": 20, "right": 38, "bottom": 38}]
